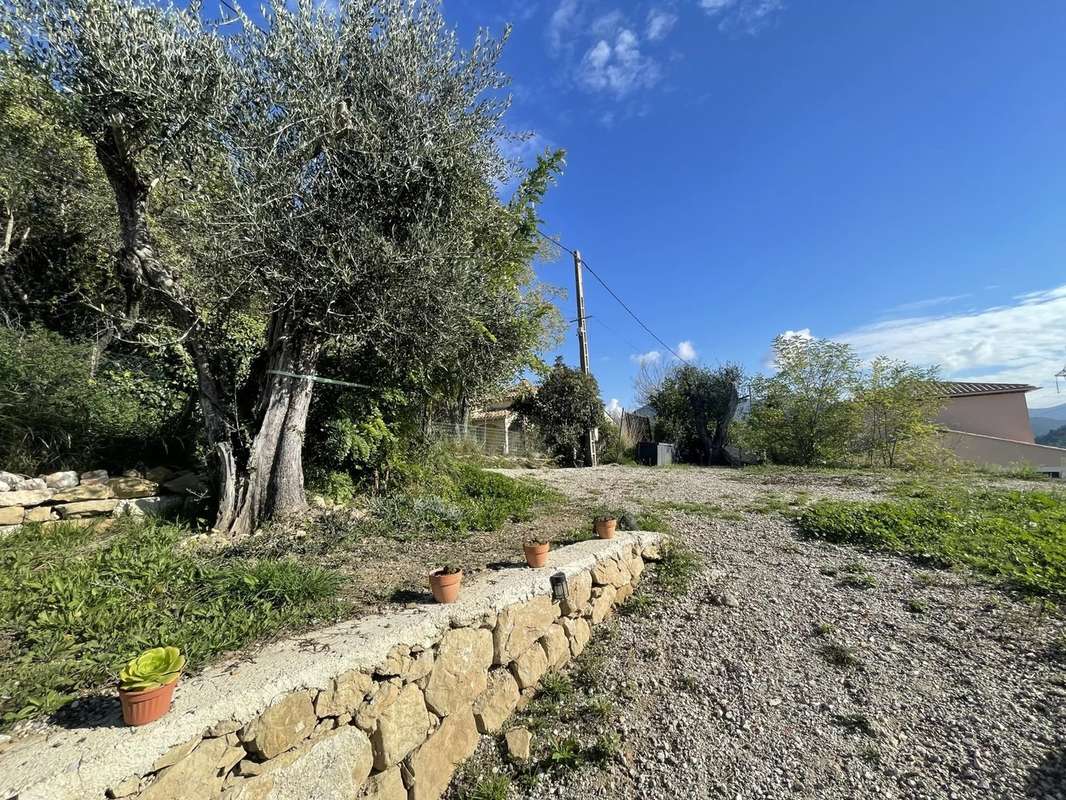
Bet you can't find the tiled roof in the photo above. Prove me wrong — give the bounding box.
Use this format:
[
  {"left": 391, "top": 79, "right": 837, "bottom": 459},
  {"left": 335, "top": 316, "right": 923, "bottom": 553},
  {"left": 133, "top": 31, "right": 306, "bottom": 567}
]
[{"left": 936, "top": 381, "right": 1038, "bottom": 397}]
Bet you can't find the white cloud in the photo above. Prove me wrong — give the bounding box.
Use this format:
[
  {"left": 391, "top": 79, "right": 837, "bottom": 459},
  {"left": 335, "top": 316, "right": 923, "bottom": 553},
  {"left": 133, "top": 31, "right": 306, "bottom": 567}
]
[
  {"left": 591, "top": 9, "right": 625, "bottom": 37},
  {"left": 677, "top": 340, "right": 697, "bottom": 360},
  {"left": 548, "top": 0, "right": 582, "bottom": 52},
  {"left": 646, "top": 7, "right": 678, "bottom": 41},
  {"left": 886, "top": 293, "right": 972, "bottom": 314},
  {"left": 701, "top": 0, "right": 784, "bottom": 34},
  {"left": 837, "top": 284, "right": 1066, "bottom": 409},
  {"left": 631, "top": 349, "right": 662, "bottom": 366},
  {"left": 578, "top": 28, "right": 662, "bottom": 97},
  {"left": 699, "top": 0, "right": 734, "bottom": 11},
  {"left": 605, "top": 398, "right": 623, "bottom": 420}
]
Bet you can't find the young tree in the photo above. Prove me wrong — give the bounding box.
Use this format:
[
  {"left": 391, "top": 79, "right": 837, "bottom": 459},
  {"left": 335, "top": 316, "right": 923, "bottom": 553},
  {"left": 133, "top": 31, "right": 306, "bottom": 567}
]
[
  {"left": 513, "top": 357, "right": 603, "bottom": 467},
  {"left": 647, "top": 363, "right": 742, "bottom": 465},
  {"left": 740, "top": 334, "right": 860, "bottom": 466},
  {"left": 852, "top": 357, "right": 944, "bottom": 468}
]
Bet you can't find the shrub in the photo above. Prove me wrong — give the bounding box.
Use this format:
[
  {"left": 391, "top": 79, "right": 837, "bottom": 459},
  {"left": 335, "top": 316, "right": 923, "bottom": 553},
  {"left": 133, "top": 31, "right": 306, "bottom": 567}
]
[{"left": 513, "top": 357, "right": 603, "bottom": 467}]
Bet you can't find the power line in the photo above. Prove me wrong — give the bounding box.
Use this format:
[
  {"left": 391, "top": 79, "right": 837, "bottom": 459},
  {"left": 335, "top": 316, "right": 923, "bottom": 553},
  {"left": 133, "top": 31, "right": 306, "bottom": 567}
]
[{"left": 537, "top": 230, "right": 689, "bottom": 363}]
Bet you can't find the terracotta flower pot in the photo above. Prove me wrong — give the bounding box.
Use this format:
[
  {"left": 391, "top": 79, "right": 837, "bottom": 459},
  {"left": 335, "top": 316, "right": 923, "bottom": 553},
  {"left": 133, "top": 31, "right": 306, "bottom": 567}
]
[
  {"left": 119, "top": 680, "right": 177, "bottom": 726},
  {"left": 429, "top": 569, "right": 463, "bottom": 603},
  {"left": 594, "top": 518, "right": 617, "bottom": 539},
  {"left": 523, "top": 542, "right": 550, "bottom": 568}
]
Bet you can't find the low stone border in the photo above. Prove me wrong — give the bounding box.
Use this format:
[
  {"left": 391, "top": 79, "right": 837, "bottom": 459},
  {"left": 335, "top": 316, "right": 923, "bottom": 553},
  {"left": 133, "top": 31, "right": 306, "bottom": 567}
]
[{"left": 0, "top": 531, "right": 663, "bottom": 800}]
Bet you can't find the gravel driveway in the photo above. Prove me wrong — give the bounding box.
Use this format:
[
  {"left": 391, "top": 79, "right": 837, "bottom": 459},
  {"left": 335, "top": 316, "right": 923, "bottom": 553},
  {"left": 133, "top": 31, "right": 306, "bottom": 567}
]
[{"left": 485, "top": 466, "right": 1066, "bottom": 800}]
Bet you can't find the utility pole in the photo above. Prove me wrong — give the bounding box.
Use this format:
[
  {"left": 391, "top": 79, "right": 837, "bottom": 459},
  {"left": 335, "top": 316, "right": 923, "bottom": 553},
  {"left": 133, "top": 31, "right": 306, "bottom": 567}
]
[{"left": 573, "top": 249, "right": 597, "bottom": 466}]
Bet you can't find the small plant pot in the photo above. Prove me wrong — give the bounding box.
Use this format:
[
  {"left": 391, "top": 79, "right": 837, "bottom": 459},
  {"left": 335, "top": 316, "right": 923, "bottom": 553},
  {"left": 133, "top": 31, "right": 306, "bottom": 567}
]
[
  {"left": 523, "top": 542, "right": 550, "bottom": 568},
  {"left": 119, "top": 680, "right": 177, "bottom": 726},
  {"left": 594, "top": 518, "right": 617, "bottom": 539},
  {"left": 429, "top": 569, "right": 463, "bottom": 604}
]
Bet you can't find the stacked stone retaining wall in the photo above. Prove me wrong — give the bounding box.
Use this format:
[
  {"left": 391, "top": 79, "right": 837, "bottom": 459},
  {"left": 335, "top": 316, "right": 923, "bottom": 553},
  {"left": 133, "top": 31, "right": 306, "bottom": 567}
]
[{"left": 0, "top": 531, "right": 663, "bottom": 800}]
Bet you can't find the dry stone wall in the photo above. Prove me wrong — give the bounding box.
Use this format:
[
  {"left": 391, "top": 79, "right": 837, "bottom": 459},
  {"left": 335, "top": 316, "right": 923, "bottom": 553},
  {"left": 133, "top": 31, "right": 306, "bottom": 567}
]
[
  {"left": 0, "top": 532, "right": 662, "bottom": 800},
  {"left": 0, "top": 467, "right": 202, "bottom": 532}
]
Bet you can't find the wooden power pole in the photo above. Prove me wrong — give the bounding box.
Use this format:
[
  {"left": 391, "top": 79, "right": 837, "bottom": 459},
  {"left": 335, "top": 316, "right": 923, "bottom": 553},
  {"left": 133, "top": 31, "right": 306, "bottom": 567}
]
[{"left": 573, "top": 250, "right": 597, "bottom": 466}]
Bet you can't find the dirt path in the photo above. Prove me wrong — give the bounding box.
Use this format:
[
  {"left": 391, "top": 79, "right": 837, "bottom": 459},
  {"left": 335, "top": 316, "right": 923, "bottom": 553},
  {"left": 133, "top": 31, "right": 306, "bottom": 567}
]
[{"left": 487, "top": 466, "right": 1066, "bottom": 800}]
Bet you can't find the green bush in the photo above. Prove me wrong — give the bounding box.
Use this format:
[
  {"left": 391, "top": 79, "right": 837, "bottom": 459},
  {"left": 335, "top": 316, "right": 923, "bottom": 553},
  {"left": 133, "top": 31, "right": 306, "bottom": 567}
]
[
  {"left": 0, "top": 326, "right": 192, "bottom": 473},
  {"left": 798, "top": 484, "right": 1066, "bottom": 598},
  {"left": 0, "top": 517, "right": 343, "bottom": 726}
]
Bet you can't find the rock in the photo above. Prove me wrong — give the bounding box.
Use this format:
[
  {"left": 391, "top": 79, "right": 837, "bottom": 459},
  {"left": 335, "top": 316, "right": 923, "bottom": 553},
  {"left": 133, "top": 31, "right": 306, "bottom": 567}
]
[
  {"left": 560, "top": 571, "right": 592, "bottom": 617},
  {"left": 493, "top": 594, "right": 558, "bottom": 664},
  {"left": 359, "top": 766, "right": 407, "bottom": 800},
  {"left": 540, "top": 623, "right": 571, "bottom": 670},
  {"left": 406, "top": 708, "right": 479, "bottom": 800},
  {"left": 108, "top": 477, "right": 159, "bottom": 499},
  {"left": 354, "top": 681, "right": 401, "bottom": 732},
  {"left": 207, "top": 718, "right": 244, "bottom": 738},
  {"left": 376, "top": 646, "right": 434, "bottom": 681},
  {"left": 505, "top": 727, "right": 532, "bottom": 761},
  {"left": 145, "top": 466, "right": 178, "bottom": 483},
  {"left": 711, "top": 592, "right": 739, "bottom": 608},
  {"left": 151, "top": 737, "right": 202, "bottom": 771},
  {"left": 140, "top": 736, "right": 231, "bottom": 800},
  {"left": 0, "top": 489, "right": 52, "bottom": 508},
  {"left": 473, "top": 669, "right": 520, "bottom": 734},
  {"left": 163, "top": 472, "right": 208, "bottom": 495},
  {"left": 592, "top": 557, "right": 624, "bottom": 587},
  {"left": 55, "top": 499, "right": 120, "bottom": 518},
  {"left": 24, "top": 506, "right": 54, "bottom": 522},
  {"left": 52, "top": 484, "right": 112, "bottom": 502},
  {"left": 0, "top": 471, "right": 21, "bottom": 488},
  {"left": 106, "top": 774, "right": 143, "bottom": 798},
  {"left": 0, "top": 480, "right": 9, "bottom": 492},
  {"left": 424, "top": 627, "right": 493, "bottom": 716},
  {"left": 590, "top": 585, "right": 618, "bottom": 624},
  {"left": 40, "top": 471, "right": 79, "bottom": 489},
  {"left": 618, "top": 511, "right": 640, "bottom": 531},
  {"left": 14, "top": 477, "right": 47, "bottom": 491},
  {"left": 79, "top": 469, "right": 109, "bottom": 485},
  {"left": 561, "top": 617, "right": 591, "bottom": 658},
  {"left": 315, "top": 671, "right": 373, "bottom": 718},
  {"left": 641, "top": 541, "right": 662, "bottom": 561},
  {"left": 616, "top": 582, "right": 635, "bottom": 603},
  {"left": 510, "top": 642, "right": 549, "bottom": 690},
  {"left": 239, "top": 692, "right": 317, "bottom": 760},
  {"left": 371, "top": 683, "right": 430, "bottom": 770},
  {"left": 114, "top": 495, "right": 185, "bottom": 518},
  {"left": 265, "top": 727, "right": 374, "bottom": 800},
  {"left": 0, "top": 507, "right": 24, "bottom": 525}
]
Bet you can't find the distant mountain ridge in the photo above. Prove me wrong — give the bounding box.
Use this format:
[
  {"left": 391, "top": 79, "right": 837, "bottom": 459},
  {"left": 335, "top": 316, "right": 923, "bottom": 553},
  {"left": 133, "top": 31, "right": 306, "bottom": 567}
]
[{"left": 1031, "top": 402, "right": 1066, "bottom": 438}]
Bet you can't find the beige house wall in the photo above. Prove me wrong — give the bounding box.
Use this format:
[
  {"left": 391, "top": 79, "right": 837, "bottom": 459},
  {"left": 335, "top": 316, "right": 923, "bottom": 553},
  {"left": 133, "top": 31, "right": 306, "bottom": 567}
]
[
  {"left": 941, "top": 429, "right": 1066, "bottom": 475},
  {"left": 935, "top": 393, "right": 1035, "bottom": 443}
]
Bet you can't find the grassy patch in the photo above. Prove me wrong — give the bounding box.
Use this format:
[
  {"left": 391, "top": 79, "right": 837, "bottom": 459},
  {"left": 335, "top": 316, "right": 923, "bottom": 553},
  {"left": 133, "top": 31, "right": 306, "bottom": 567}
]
[
  {"left": 798, "top": 483, "right": 1066, "bottom": 599},
  {"left": 821, "top": 642, "right": 860, "bottom": 668},
  {"left": 653, "top": 541, "right": 701, "bottom": 596},
  {"left": 0, "top": 518, "right": 344, "bottom": 727}
]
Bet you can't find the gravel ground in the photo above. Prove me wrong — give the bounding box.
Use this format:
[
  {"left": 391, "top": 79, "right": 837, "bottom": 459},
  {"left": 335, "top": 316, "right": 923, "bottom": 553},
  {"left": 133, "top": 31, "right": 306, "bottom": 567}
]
[{"left": 475, "top": 465, "right": 1066, "bottom": 800}]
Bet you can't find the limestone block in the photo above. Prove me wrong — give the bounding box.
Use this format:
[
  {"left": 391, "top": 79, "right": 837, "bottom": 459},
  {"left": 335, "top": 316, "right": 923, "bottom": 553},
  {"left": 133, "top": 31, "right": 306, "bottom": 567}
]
[
  {"left": 591, "top": 585, "right": 618, "bottom": 625},
  {"left": 472, "top": 669, "right": 520, "bottom": 734},
  {"left": 52, "top": 484, "right": 112, "bottom": 502},
  {"left": 24, "top": 506, "right": 54, "bottom": 522},
  {"left": 207, "top": 718, "right": 243, "bottom": 737},
  {"left": 641, "top": 540, "right": 662, "bottom": 561},
  {"left": 505, "top": 727, "right": 532, "bottom": 761},
  {"left": 315, "top": 670, "right": 373, "bottom": 718},
  {"left": 0, "top": 470, "right": 21, "bottom": 487},
  {"left": 616, "top": 583, "right": 634, "bottom": 604},
  {"left": 540, "top": 623, "right": 570, "bottom": 670},
  {"left": 140, "top": 736, "right": 231, "bottom": 800},
  {"left": 13, "top": 477, "right": 46, "bottom": 491},
  {"left": 562, "top": 617, "right": 591, "bottom": 658},
  {"left": 55, "top": 499, "right": 120, "bottom": 518},
  {"left": 492, "top": 594, "right": 557, "bottom": 665},
  {"left": 164, "top": 472, "right": 208, "bottom": 495},
  {"left": 559, "top": 571, "right": 592, "bottom": 617},
  {"left": 108, "top": 477, "right": 160, "bottom": 499},
  {"left": 107, "top": 774, "right": 143, "bottom": 798},
  {"left": 0, "top": 507, "right": 23, "bottom": 525},
  {"left": 79, "top": 469, "right": 109, "bottom": 485},
  {"left": 371, "top": 683, "right": 430, "bottom": 770},
  {"left": 376, "top": 646, "right": 434, "bottom": 681},
  {"left": 263, "top": 727, "right": 374, "bottom": 800},
  {"left": 0, "top": 489, "right": 52, "bottom": 508},
  {"left": 360, "top": 766, "right": 407, "bottom": 800},
  {"left": 113, "top": 495, "right": 185, "bottom": 518},
  {"left": 239, "top": 692, "right": 316, "bottom": 760},
  {"left": 354, "top": 680, "right": 401, "bottom": 732},
  {"left": 406, "top": 708, "right": 479, "bottom": 800},
  {"left": 424, "top": 627, "right": 492, "bottom": 717},
  {"left": 0, "top": 480, "right": 9, "bottom": 492},
  {"left": 510, "top": 643, "right": 548, "bottom": 690},
  {"left": 628, "top": 555, "right": 645, "bottom": 584},
  {"left": 151, "top": 737, "right": 202, "bottom": 771},
  {"left": 591, "top": 557, "right": 623, "bottom": 587}
]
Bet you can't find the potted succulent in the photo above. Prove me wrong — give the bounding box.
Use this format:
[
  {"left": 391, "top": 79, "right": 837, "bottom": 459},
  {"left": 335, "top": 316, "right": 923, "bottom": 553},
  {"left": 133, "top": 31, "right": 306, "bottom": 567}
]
[
  {"left": 522, "top": 536, "right": 551, "bottom": 568},
  {"left": 118, "top": 646, "right": 185, "bottom": 726},
  {"left": 594, "top": 514, "right": 617, "bottom": 540},
  {"left": 429, "top": 564, "right": 463, "bottom": 604}
]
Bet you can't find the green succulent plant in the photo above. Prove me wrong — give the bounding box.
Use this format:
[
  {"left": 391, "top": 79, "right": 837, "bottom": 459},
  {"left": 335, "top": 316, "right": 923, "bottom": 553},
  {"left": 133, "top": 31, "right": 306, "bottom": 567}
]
[{"left": 119, "top": 646, "right": 186, "bottom": 692}]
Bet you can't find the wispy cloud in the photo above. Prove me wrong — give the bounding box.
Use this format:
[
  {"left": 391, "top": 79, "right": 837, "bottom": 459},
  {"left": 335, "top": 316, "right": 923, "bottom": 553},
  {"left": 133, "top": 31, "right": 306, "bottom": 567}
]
[
  {"left": 548, "top": 0, "right": 582, "bottom": 53},
  {"left": 838, "top": 284, "right": 1066, "bottom": 409},
  {"left": 578, "top": 28, "right": 661, "bottom": 97},
  {"left": 700, "top": 0, "right": 785, "bottom": 34},
  {"left": 646, "top": 7, "right": 678, "bottom": 41},
  {"left": 631, "top": 349, "right": 662, "bottom": 366},
  {"left": 886, "top": 293, "right": 972, "bottom": 315},
  {"left": 677, "top": 340, "right": 697, "bottom": 360}
]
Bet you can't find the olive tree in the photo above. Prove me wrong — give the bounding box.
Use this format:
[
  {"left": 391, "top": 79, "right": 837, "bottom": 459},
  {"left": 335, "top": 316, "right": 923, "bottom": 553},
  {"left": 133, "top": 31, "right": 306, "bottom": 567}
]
[{"left": 646, "top": 363, "right": 743, "bottom": 465}]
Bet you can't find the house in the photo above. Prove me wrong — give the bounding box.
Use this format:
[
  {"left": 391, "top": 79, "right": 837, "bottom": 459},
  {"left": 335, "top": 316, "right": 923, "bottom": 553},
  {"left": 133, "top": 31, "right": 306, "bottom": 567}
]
[
  {"left": 935, "top": 382, "right": 1066, "bottom": 477},
  {"left": 465, "top": 386, "right": 534, "bottom": 456}
]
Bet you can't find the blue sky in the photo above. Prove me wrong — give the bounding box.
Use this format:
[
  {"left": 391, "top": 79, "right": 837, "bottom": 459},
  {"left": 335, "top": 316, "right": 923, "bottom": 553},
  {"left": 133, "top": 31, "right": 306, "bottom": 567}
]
[{"left": 442, "top": 0, "right": 1066, "bottom": 410}]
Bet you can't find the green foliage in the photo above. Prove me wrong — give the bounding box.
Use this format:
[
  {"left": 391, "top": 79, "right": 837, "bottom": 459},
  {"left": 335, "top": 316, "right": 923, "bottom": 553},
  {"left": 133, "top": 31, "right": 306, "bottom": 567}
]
[
  {"left": 0, "top": 326, "right": 192, "bottom": 472},
  {"left": 821, "top": 642, "right": 860, "bottom": 668},
  {"left": 458, "top": 775, "right": 511, "bottom": 800},
  {"left": 645, "top": 363, "right": 742, "bottom": 464},
  {"left": 852, "top": 357, "right": 944, "bottom": 468},
  {"left": 514, "top": 357, "right": 604, "bottom": 467},
  {"left": 737, "top": 335, "right": 860, "bottom": 466},
  {"left": 798, "top": 483, "right": 1066, "bottom": 598},
  {"left": 118, "top": 646, "right": 185, "bottom": 691},
  {"left": 1037, "top": 424, "right": 1066, "bottom": 447},
  {"left": 653, "top": 541, "right": 701, "bottom": 596},
  {"left": 0, "top": 517, "right": 343, "bottom": 725},
  {"left": 596, "top": 417, "right": 629, "bottom": 464}
]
